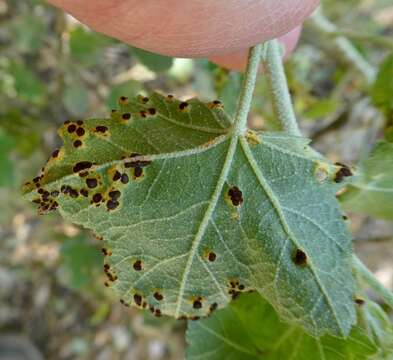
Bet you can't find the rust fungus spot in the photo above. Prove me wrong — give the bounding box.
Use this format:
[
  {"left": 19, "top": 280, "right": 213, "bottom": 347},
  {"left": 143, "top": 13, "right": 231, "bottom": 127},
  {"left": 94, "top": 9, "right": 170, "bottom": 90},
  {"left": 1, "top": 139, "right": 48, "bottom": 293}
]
[
  {"left": 104, "top": 282, "right": 109, "bottom": 287},
  {"left": 106, "top": 200, "right": 119, "bottom": 211},
  {"left": 166, "top": 94, "right": 174, "bottom": 101},
  {"left": 133, "top": 260, "right": 143, "bottom": 271},
  {"left": 64, "top": 120, "right": 71, "bottom": 125},
  {"left": 109, "top": 190, "right": 121, "bottom": 201},
  {"left": 76, "top": 127, "right": 85, "bottom": 137},
  {"left": 334, "top": 162, "right": 353, "bottom": 183},
  {"left": 69, "top": 189, "right": 79, "bottom": 198},
  {"left": 228, "top": 186, "right": 243, "bottom": 206},
  {"left": 113, "top": 171, "right": 122, "bottom": 181},
  {"left": 238, "top": 284, "right": 245, "bottom": 291},
  {"left": 342, "top": 215, "right": 348, "bottom": 220},
  {"left": 121, "top": 173, "right": 129, "bottom": 184},
  {"left": 208, "top": 100, "right": 223, "bottom": 109},
  {"left": 153, "top": 292, "right": 163, "bottom": 301},
  {"left": 154, "top": 309, "right": 162, "bottom": 317},
  {"left": 139, "top": 110, "right": 147, "bottom": 118},
  {"left": 67, "top": 124, "right": 76, "bottom": 133},
  {"left": 148, "top": 108, "right": 156, "bottom": 115},
  {"left": 73, "top": 140, "right": 83, "bottom": 148},
  {"left": 179, "top": 101, "right": 189, "bottom": 111},
  {"left": 77, "top": 120, "right": 84, "bottom": 125},
  {"left": 119, "top": 96, "right": 128, "bottom": 105},
  {"left": 95, "top": 125, "right": 108, "bottom": 133},
  {"left": 141, "top": 96, "right": 149, "bottom": 104},
  {"left": 80, "top": 189, "right": 89, "bottom": 197},
  {"left": 210, "top": 303, "right": 218, "bottom": 313},
  {"left": 193, "top": 298, "right": 202, "bottom": 309},
  {"left": 207, "top": 252, "right": 216, "bottom": 262},
  {"left": 86, "top": 178, "right": 98, "bottom": 189},
  {"left": 52, "top": 149, "right": 60, "bottom": 158},
  {"left": 92, "top": 193, "right": 103, "bottom": 203},
  {"left": 134, "top": 294, "right": 142, "bottom": 306},
  {"left": 79, "top": 171, "right": 88, "bottom": 178},
  {"left": 354, "top": 298, "right": 365, "bottom": 305},
  {"left": 134, "top": 167, "right": 143, "bottom": 178},
  {"left": 73, "top": 161, "right": 92, "bottom": 173},
  {"left": 293, "top": 249, "right": 307, "bottom": 266},
  {"left": 190, "top": 316, "right": 200, "bottom": 321},
  {"left": 122, "top": 113, "right": 131, "bottom": 120}
]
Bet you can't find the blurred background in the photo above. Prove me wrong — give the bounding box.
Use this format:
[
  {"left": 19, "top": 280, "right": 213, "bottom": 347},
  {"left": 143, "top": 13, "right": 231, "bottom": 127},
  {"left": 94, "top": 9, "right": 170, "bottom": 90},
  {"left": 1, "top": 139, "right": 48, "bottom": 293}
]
[{"left": 0, "top": 0, "right": 392, "bottom": 359}]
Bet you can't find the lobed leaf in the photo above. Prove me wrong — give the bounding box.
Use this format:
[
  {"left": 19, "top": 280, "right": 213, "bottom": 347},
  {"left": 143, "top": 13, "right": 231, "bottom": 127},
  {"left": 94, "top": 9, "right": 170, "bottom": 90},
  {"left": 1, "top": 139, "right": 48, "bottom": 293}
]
[{"left": 23, "top": 92, "right": 356, "bottom": 336}]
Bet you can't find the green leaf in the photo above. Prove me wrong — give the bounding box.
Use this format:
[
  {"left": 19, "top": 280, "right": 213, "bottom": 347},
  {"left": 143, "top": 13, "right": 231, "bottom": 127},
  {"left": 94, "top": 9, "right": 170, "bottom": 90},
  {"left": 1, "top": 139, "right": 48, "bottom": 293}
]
[
  {"left": 131, "top": 47, "right": 173, "bottom": 72},
  {"left": 372, "top": 52, "right": 393, "bottom": 117},
  {"left": 107, "top": 81, "right": 142, "bottom": 110},
  {"left": 303, "top": 99, "right": 339, "bottom": 120},
  {"left": 340, "top": 141, "right": 393, "bottom": 220},
  {"left": 63, "top": 83, "right": 90, "bottom": 117},
  {"left": 186, "top": 292, "right": 377, "bottom": 360},
  {"left": 69, "top": 27, "right": 114, "bottom": 67},
  {"left": 364, "top": 301, "right": 393, "bottom": 359},
  {"left": 59, "top": 235, "right": 102, "bottom": 289},
  {"left": 23, "top": 92, "right": 355, "bottom": 336},
  {"left": 0, "top": 130, "right": 15, "bottom": 187}
]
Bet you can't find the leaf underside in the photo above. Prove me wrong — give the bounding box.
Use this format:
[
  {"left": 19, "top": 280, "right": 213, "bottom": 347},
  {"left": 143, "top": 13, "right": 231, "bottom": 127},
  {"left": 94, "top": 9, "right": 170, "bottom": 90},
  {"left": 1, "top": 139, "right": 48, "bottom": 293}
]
[
  {"left": 186, "top": 292, "right": 377, "bottom": 360},
  {"left": 23, "top": 92, "right": 356, "bottom": 337}
]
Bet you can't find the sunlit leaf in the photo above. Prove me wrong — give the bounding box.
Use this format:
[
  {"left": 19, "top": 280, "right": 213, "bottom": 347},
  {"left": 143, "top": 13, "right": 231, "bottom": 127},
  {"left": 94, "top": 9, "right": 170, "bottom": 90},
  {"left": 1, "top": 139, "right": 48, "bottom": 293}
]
[
  {"left": 23, "top": 92, "right": 355, "bottom": 336},
  {"left": 186, "top": 292, "right": 377, "bottom": 360}
]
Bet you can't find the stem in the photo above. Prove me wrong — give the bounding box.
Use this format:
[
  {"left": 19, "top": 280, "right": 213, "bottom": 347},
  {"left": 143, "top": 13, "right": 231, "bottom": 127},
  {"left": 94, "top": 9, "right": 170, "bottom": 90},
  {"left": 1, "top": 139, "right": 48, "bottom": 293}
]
[
  {"left": 353, "top": 255, "right": 393, "bottom": 308},
  {"left": 327, "top": 30, "right": 393, "bottom": 50},
  {"left": 262, "top": 40, "right": 301, "bottom": 136},
  {"left": 310, "top": 8, "right": 377, "bottom": 85},
  {"left": 233, "top": 44, "right": 264, "bottom": 135}
]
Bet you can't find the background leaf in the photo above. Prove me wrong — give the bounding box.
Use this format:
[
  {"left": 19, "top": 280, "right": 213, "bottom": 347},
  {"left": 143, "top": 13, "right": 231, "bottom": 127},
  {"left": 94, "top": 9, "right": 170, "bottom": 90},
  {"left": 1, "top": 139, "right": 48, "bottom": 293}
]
[
  {"left": 186, "top": 292, "right": 377, "bottom": 360},
  {"left": 131, "top": 47, "right": 173, "bottom": 72},
  {"left": 372, "top": 52, "right": 393, "bottom": 117},
  {"left": 24, "top": 93, "right": 355, "bottom": 337},
  {"left": 340, "top": 141, "right": 393, "bottom": 220}
]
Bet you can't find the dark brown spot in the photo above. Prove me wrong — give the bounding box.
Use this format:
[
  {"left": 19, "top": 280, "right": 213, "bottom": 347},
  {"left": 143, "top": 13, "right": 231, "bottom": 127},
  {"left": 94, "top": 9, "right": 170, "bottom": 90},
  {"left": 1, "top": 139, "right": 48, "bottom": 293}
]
[
  {"left": 141, "top": 96, "right": 149, "bottom": 104},
  {"left": 342, "top": 215, "right": 348, "bottom": 220},
  {"left": 73, "top": 161, "right": 92, "bottom": 173},
  {"left": 119, "top": 96, "right": 128, "bottom": 103},
  {"left": 52, "top": 149, "right": 60, "bottom": 158},
  {"left": 293, "top": 249, "right": 307, "bottom": 266},
  {"left": 190, "top": 316, "right": 200, "bottom": 321},
  {"left": 92, "top": 193, "right": 102, "bottom": 203},
  {"left": 69, "top": 189, "right": 79, "bottom": 198},
  {"left": 95, "top": 125, "right": 108, "bottom": 133},
  {"left": 154, "top": 309, "right": 162, "bottom": 317},
  {"left": 77, "top": 120, "right": 84, "bottom": 126},
  {"left": 104, "top": 282, "right": 109, "bottom": 287},
  {"left": 213, "top": 100, "right": 222, "bottom": 105},
  {"left": 179, "top": 101, "right": 189, "bottom": 111},
  {"left": 207, "top": 252, "right": 216, "bottom": 262},
  {"left": 193, "top": 299, "right": 202, "bottom": 309},
  {"left": 238, "top": 284, "right": 245, "bottom": 291},
  {"left": 133, "top": 260, "right": 143, "bottom": 271},
  {"left": 102, "top": 248, "right": 108, "bottom": 256},
  {"left": 134, "top": 294, "right": 142, "bottom": 306},
  {"left": 355, "top": 298, "right": 365, "bottom": 306},
  {"left": 73, "top": 140, "right": 82, "bottom": 148},
  {"left": 113, "top": 171, "right": 121, "bottom": 181},
  {"left": 76, "top": 127, "right": 85, "bottom": 137},
  {"left": 38, "top": 188, "right": 44, "bottom": 194},
  {"left": 334, "top": 162, "right": 353, "bottom": 183},
  {"left": 121, "top": 173, "right": 129, "bottom": 184},
  {"left": 104, "top": 264, "right": 110, "bottom": 271},
  {"left": 148, "top": 108, "right": 156, "bottom": 115},
  {"left": 109, "top": 190, "right": 121, "bottom": 200},
  {"left": 79, "top": 171, "right": 88, "bottom": 178},
  {"left": 210, "top": 303, "right": 218, "bottom": 312},
  {"left": 153, "top": 292, "right": 163, "bottom": 301},
  {"left": 80, "top": 189, "right": 89, "bottom": 197},
  {"left": 134, "top": 167, "right": 143, "bottom": 178},
  {"left": 228, "top": 186, "right": 243, "bottom": 206},
  {"left": 51, "top": 190, "right": 59, "bottom": 197},
  {"left": 64, "top": 120, "right": 71, "bottom": 125},
  {"left": 33, "top": 176, "right": 41, "bottom": 183},
  {"left": 166, "top": 94, "right": 174, "bottom": 100},
  {"left": 139, "top": 110, "right": 147, "bottom": 118},
  {"left": 86, "top": 178, "right": 98, "bottom": 189},
  {"left": 67, "top": 124, "right": 76, "bottom": 133},
  {"left": 122, "top": 113, "right": 131, "bottom": 120},
  {"left": 106, "top": 200, "right": 119, "bottom": 211}
]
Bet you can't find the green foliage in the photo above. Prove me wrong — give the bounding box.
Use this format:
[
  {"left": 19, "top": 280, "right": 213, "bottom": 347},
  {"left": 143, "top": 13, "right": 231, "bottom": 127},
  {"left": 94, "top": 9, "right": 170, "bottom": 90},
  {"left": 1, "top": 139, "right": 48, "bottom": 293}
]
[
  {"left": 187, "top": 292, "right": 377, "bottom": 360},
  {"left": 24, "top": 93, "right": 356, "bottom": 337},
  {"left": 340, "top": 141, "right": 393, "bottom": 221},
  {"left": 59, "top": 235, "right": 102, "bottom": 289},
  {"left": 69, "top": 27, "right": 114, "bottom": 67},
  {"left": 63, "top": 83, "right": 90, "bottom": 117},
  {"left": 0, "top": 130, "right": 15, "bottom": 187},
  {"left": 372, "top": 52, "right": 393, "bottom": 117},
  {"left": 130, "top": 47, "right": 173, "bottom": 72}
]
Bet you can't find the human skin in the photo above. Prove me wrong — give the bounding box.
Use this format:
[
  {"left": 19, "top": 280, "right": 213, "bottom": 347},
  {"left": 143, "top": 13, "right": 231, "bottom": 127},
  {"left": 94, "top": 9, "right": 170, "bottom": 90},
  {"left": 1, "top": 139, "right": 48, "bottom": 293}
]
[{"left": 47, "top": 0, "right": 319, "bottom": 69}]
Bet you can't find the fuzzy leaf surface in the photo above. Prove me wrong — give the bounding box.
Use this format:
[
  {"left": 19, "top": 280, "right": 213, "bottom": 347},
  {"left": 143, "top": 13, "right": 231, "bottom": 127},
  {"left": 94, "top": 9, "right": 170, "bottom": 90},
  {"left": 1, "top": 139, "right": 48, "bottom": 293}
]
[{"left": 23, "top": 92, "right": 355, "bottom": 336}]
